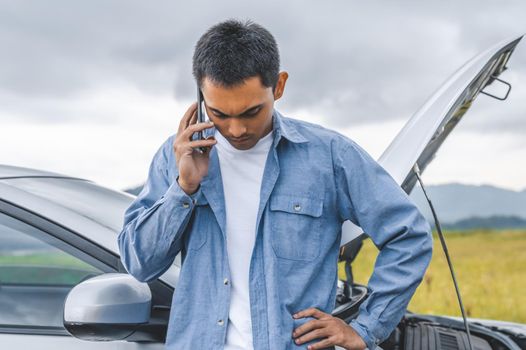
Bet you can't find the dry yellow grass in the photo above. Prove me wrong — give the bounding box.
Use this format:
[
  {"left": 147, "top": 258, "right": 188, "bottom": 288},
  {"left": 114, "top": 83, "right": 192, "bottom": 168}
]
[{"left": 338, "top": 229, "right": 526, "bottom": 323}]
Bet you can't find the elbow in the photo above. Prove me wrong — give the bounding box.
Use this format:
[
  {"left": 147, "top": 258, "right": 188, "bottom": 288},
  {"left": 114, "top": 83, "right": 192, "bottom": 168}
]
[
  {"left": 117, "top": 229, "right": 175, "bottom": 284},
  {"left": 117, "top": 229, "right": 153, "bottom": 283},
  {"left": 128, "top": 270, "right": 156, "bottom": 284},
  {"left": 404, "top": 212, "right": 434, "bottom": 270},
  {"left": 119, "top": 252, "right": 156, "bottom": 283},
  {"left": 411, "top": 207, "right": 434, "bottom": 256},
  {"left": 419, "top": 221, "right": 434, "bottom": 270}
]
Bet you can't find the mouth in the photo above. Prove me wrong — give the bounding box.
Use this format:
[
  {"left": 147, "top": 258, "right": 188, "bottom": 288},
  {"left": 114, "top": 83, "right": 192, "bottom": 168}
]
[{"left": 229, "top": 136, "right": 251, "bottom": 143}]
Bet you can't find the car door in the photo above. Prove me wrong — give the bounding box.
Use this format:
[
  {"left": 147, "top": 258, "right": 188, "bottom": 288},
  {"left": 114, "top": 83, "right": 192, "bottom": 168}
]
[{"left": 0, "top": 205, "right": 166, "bottom": 349}]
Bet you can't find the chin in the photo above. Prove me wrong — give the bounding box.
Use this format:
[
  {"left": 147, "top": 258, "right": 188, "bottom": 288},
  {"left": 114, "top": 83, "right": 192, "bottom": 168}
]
[
  {"left": 231, "top": 142, "right": 255, "bottom": 150},
  {"left": 227, "top": 138, "right": 256, "bottom": 150}
]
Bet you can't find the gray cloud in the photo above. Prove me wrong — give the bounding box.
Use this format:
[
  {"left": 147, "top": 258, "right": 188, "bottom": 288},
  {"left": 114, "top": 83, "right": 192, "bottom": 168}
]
[{"left": 1, "top": 0, "right": 525, "bottom": 132}]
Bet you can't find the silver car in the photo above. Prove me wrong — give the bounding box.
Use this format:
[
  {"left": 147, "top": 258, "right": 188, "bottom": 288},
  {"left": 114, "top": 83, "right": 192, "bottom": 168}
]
[{"left": 0, "top": 35, "right": 524, "bottom": 350}]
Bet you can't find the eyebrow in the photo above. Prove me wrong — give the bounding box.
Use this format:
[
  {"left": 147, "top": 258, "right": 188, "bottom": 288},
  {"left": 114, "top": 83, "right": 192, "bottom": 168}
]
[{"left": 207, "top": 103, "right": 264, "bottom": 118}]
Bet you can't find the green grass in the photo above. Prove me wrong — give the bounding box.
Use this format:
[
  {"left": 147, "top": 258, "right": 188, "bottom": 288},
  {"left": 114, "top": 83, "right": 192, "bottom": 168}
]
[
  {"left": 0, "top": 252, "right": 101, "bottom": 285},
  {"left": 3, "top": 232, "right": 524, "bottom": 322},
  {"left": 338, "top": 229, "right": 526, "bottom": 323},
  {"left": 0, "top": 252, "right": 98, "bottom": 268}
]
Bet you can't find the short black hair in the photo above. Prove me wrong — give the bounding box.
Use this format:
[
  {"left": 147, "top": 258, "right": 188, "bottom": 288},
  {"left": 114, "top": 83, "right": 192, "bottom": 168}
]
[{"left": 192, "top": 19, "right": 280, "bottom": 91}]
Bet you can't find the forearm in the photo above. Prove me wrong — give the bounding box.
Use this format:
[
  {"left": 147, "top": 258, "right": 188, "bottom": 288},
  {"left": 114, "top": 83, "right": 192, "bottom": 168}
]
[
  {"left": 349, "top": 210, "right": 433, "bottom": 349},
  {"left": 333, "top": 138, "right": 434, "bottom": 348},
  {"left": 118, "top": 180, "right": 200, "bottom": 282}
]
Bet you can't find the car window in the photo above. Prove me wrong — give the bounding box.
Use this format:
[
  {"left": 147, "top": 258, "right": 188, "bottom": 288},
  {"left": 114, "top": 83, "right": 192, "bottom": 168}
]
[{"left": 0, "top": 212, "right": 108, "bottom": 329}]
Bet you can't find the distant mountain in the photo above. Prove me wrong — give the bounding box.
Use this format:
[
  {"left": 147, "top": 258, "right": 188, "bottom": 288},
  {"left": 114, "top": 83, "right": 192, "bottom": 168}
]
[
  {"left": 409, "top": 183, "right": 526, "bottom": 224},
  {"left": 443, "top": 215, "right": 526, "bottom": 230},
  {"left": 123, "top": 182, "right": 526, "bottom": 228}
]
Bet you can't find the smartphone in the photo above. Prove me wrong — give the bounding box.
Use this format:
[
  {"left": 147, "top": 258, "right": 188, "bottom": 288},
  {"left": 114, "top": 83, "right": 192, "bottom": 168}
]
[{"left": 194, "top": 86, "right": 208, "bottom": 153}]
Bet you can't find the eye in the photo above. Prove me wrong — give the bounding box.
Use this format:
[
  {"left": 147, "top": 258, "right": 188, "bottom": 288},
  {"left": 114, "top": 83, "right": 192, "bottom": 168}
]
[
  {"left": 243, "top": 108, "right": 261, "bottom": 117},
  {"left": 212, "top": 111, "right": 228, "bottom": 119}
]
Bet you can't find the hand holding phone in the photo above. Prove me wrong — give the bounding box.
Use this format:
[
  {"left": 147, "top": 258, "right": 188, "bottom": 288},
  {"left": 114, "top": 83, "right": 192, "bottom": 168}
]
[{"left": 172, "top": 96, "right": 217, "bottom": 195}]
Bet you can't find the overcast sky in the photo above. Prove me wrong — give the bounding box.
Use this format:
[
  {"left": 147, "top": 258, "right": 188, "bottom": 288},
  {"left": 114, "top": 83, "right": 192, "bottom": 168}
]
[{"left": 1, "top": 1, "right": 525, "bottom": 191}]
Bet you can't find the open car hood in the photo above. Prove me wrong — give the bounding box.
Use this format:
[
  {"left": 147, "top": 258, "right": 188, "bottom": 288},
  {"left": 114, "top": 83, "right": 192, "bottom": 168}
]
[{"left": 340, "top": 34, "right": 523, "bottom": 246}]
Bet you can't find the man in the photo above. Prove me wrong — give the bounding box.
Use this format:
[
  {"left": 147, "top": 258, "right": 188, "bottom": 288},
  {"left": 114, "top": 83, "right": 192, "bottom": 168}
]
[{"left": 118, "top": 19, "right": 433, "bottom": 350}]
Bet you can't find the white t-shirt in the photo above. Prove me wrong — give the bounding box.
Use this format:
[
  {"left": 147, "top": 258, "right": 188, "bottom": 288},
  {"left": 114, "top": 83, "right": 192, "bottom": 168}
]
[{"left": 215, "top": 128, "right": 274, "bottom": 350}]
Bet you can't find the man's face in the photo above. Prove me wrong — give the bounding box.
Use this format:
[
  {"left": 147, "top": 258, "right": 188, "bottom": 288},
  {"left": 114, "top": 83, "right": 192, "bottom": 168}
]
[{"left": 201, "top": 72, "right": 288, "bottom": 150}]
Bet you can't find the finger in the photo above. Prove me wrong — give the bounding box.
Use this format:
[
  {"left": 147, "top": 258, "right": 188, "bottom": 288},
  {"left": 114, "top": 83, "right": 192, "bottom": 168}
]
[
  {"left": 187, "top": 107, "right": 198, "bottom": 128},
  {"left": 178, "top": 103, "right": 196, "bottom": 134},
  {"left": 181, "top": 121, "right": 215, "bottom": 139},
  {"left": 178, "top": 102, "right": 198, "bottom": 134},
  {"left": 293, "top": 319, "right": 325, "bottom": 338},
  {"left": 307, "top": 336, "right": 336, "bottom": 350},
  {"left": 294, "top": 327, "right": 330, "bottom": 345},
  {"left": 186, "top": 138, "right": 217, "bottom": 149},
  {"left": 200, "top": 137, "right": 216, "bottom": 155},
  {"left": 293, "top": 308, "right": 327, "bottom": 320}
]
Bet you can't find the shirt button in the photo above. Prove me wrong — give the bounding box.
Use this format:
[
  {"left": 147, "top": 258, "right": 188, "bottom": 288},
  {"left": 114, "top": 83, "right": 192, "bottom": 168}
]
[
  {"left": 182, "top": 202, "right": 190, "bottom": 208},
  {"left": 223, "top": 278, "right": 229, "bottom": 285},
  {"left": 217, "top": 319, "right": 224, "bottom": 326},
  {"left": 192, "top": 198, "right": 197, "bottom": 205},
  {"left": 293, "top": 204, "right": 301, "bottom": 211}
]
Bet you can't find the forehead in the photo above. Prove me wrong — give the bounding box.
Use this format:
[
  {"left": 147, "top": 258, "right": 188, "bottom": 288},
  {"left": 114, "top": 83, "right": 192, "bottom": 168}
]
[{"left": 201, "top": 76, "right": 271, "bottom": 114}]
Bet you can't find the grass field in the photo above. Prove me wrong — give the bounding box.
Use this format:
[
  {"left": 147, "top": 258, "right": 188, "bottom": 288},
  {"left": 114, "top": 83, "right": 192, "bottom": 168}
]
[
  {"left": 338, "top": 229, "right": 526, "bottom": 323},
  {"left": 2, "top": 230, "right": 524, "bottom": 322}
]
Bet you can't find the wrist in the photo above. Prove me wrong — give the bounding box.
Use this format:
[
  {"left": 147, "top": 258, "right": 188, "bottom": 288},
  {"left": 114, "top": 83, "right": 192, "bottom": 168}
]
[
  {"left": 177, "top": 176, "right": 199, "bottom": 195},
  {"left": 346, "top": 324, "right": 368, "bottom": 350}
]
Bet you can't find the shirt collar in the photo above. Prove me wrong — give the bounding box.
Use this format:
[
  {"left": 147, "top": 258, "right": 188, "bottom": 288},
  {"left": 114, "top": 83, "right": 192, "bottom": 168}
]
[
  {"left": 271, "top": 108, "right": 309, "bottom": 146},
  {"left": 201, "top": 108, "right": 309, "bottom": 145}
]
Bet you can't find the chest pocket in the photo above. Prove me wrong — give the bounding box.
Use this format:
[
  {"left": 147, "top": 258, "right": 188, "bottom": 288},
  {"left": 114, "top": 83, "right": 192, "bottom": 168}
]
[{"left": 269, "top": 194, "right": 324, "bottom": 261}]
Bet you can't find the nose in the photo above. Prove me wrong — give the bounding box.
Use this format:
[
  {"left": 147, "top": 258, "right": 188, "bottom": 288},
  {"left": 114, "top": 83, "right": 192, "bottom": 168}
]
[{"left": 228, "top": 119, "right": 248, "bottom": 138}]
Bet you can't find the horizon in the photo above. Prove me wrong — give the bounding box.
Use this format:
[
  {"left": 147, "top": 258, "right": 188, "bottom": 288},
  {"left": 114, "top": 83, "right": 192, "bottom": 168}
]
[{"left": 119, "top": 179, "right": 526, "bottom": 194}]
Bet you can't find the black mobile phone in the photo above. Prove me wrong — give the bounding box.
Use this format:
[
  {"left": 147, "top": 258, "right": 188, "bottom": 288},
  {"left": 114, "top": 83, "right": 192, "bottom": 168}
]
[
  {"left": 194, "top": 86, "right": 208, "bottom": 153},
  {"left": 197, "top": 87, "right": 205, "bottom": 134}
]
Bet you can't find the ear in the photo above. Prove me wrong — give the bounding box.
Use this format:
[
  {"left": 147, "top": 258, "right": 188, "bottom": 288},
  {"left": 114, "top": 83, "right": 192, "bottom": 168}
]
[{"left": 273, "top": 71, "right": 289, "bottom": 101}]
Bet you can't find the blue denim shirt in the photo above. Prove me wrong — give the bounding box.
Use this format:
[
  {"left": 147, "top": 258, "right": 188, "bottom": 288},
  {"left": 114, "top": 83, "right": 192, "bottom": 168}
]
[{"left": 118, "top": 108, "right": 433, "bottom": 350}]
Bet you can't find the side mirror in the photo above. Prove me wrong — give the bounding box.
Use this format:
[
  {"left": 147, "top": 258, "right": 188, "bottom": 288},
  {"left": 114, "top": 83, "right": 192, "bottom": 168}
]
[{"left": 63, "top": 273, "right": 155, "bottom": 342}]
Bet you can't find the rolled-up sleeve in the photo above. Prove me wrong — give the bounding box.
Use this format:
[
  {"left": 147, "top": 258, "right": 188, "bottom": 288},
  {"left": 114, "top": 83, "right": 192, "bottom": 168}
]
[
  {"left": 117, "top": 135, "right": 201, "bottom": 283},
  {"left": 333, "top": 138, "right": 433, "bottom": 349}
]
